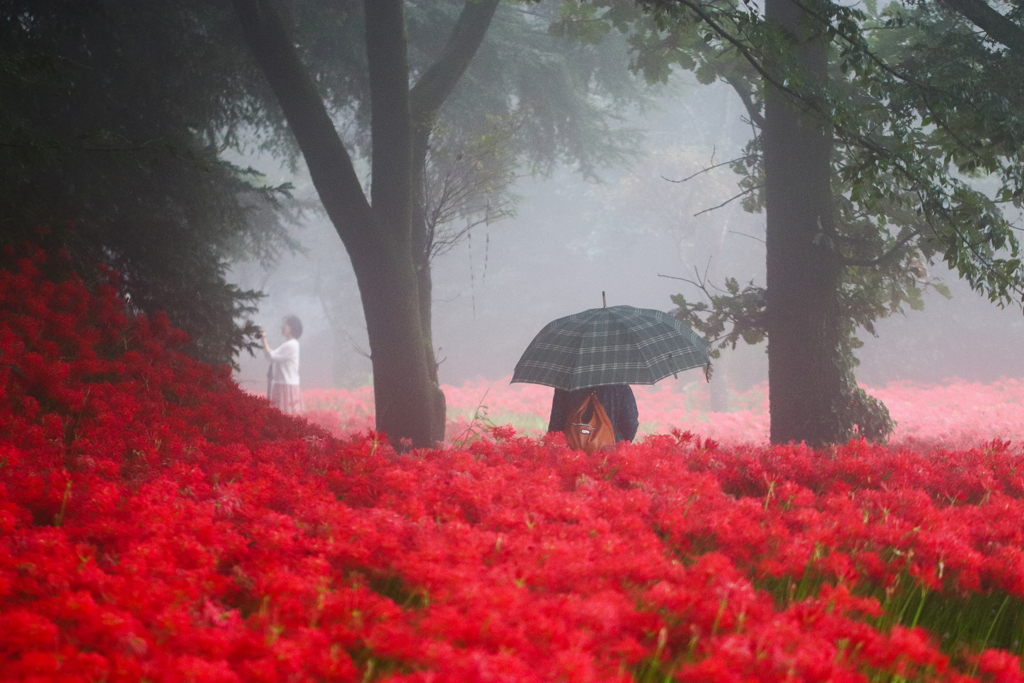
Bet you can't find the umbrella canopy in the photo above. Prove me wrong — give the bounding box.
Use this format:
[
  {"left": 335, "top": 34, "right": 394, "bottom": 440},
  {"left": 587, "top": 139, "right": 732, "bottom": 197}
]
[{"left": 511, "top": 305, "right": 711, "bottom": 391}]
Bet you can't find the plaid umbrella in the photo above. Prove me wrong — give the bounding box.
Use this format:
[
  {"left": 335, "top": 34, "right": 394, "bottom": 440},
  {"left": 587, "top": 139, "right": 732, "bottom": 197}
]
[{"left": 511, "top": 305, "right": 711, "bottom": 391}]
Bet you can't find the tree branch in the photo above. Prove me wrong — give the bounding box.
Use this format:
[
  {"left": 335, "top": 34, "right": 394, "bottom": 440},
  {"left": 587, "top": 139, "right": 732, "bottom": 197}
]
[
  {"left": 408, "top": 0, "right": 501, "bottom": 268},
  {"left": 410, "top": 0, "right": 502, "bottom": 128},
  {"left": 652, "top": 0, "right": 1024, "bottom": 300},
  {"left": 230, "top": 0, "right": 373, "bottom": 248},
  {"left": 694, "top": 184, "right": 762, "bottom": 216},
  {"left": 661, "top": 153, "right": 757, "bottom": 183},
  {"left": 840, "top": 227, "right": 922, "bottom": 267},
  {"left": 729, "top": 230, "right": 766, "bottom": 244},
  {"left": 365, "top": 0, "right": 413, "bottom": 238},
  {"left": 943, "top": 0, "right": 1024, "bottom": 53},
  {"left": 722, "top": 74, "right": 766, "bottom": 128}
]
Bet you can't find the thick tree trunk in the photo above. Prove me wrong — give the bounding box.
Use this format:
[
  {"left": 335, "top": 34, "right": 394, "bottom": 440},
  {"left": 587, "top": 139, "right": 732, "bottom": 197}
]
[
  {"left": 359, "top": 0, "right": 439, "bottom": 447},
  {"left": 232, "top": 0, "right": 437, "bottom": 447},
  {"left": 350, "top": 242, "right": 435, "bottom": 446},
  {"left": 233, "top": 0, "right": 497, "bottom": 447},
  {"left": 763, "top": 0, "right": 844, "bottom": 446}
]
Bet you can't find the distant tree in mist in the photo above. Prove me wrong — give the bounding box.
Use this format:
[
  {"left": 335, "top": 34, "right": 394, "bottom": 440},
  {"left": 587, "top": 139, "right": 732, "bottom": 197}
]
[{"left": 560, "top": 0, "right": 1024, "bottom": 446}]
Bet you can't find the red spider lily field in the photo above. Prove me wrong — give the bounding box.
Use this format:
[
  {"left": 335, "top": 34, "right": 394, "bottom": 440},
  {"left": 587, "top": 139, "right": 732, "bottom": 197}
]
[{"left": 6, "top": 251, "right": 1024, "bottom": 683}]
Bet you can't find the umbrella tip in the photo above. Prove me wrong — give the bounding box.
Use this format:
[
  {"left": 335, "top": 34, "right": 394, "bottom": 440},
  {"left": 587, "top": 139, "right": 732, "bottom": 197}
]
[{"left": 602, "top": 291, "right": 606, "bottom": 308}]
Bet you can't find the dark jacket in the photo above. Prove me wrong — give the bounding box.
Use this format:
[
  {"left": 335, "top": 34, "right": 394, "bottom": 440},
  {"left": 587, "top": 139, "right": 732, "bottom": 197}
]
[{"left": 548, "top": 384, "right": 639, "bottom": 443}]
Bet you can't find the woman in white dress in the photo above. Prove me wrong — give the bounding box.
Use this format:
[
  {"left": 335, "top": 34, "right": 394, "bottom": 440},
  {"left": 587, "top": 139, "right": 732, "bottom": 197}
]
[{"left": 261, "top": 315, "right": 303, "bottom": 414}]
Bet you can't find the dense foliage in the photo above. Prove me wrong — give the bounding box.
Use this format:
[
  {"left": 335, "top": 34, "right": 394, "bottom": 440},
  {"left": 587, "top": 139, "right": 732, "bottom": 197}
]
[
  {"left": 604, "top": 0, "right": 1024, "bottom": 314},
  {"left": 5, "top": 251, "right": 1024, "bottom": 680},
  {"left": 0, "top": 0, "right": 298, "bottom": 367}
]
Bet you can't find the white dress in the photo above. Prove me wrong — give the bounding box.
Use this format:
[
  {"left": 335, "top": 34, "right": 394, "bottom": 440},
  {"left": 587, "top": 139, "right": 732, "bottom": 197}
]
[{"left": 266, "top": 339, "right": 302, "bottom": 414}]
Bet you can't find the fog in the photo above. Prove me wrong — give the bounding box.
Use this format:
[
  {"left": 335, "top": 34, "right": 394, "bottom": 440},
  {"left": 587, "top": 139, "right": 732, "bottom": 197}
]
[{"left": 230, "top": 78, "right": 1024, "bottom": 397}]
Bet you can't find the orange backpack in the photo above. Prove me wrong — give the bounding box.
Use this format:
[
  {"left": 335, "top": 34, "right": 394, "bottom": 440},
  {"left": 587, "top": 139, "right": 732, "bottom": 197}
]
[{"left": 564, "top": 391, "right": 616, "bottom": 453}]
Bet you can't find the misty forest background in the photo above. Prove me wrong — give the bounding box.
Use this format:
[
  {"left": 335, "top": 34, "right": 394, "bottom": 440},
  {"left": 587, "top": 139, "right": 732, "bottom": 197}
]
[
  {"left": 231, "top": 79, "right": 1024, "bottom": 396},
  {"left": 5, "top": 0, "right": 1024, "bottom": 446},
  {"left": 223, "top": 2, "right": 1024, "bottom": 407}
]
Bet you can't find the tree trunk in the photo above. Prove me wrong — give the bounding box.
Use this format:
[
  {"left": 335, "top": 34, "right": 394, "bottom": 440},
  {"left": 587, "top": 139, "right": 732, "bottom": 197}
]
[
  {"left": 763, "top": 0, "right": 844, "bottom": 446},
  {"left": 411, "top": 178, "right": 447, "bottom": 442},
  {"left": 359, "top": 0, "right": 440, "bottom": 447},
  {"left": 232, "top": 0, "right": 437, "bottom": 447},
  {"left": 350, "top": 242, "right": 435, "bottom": 446},
  {"left": 233, "top": 0, "right": 499, "bottom": 447},
  {"left": 411, "top": 125, "right": 446, "bottom": 442}
]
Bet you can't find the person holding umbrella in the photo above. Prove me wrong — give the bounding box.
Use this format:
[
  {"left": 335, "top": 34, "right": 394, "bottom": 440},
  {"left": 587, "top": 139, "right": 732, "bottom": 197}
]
[
  {"left": 512, "top": 300, "right": 710, "bottom": 451},
  {"left": 548, "top": 384, "right": 638, "bottom": 444}
]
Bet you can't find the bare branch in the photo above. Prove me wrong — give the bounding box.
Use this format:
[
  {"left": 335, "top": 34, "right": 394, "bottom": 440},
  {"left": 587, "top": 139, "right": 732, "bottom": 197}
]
[
  {"left": 729, "top": 230, "right": 766, "bottom": 243},
  {"left": 694, "top": 184, "right": 762, "bottom": 216},
  {"left": 942, "top": 0, "right": 1024, "bottom": 53},
  {"left": 344, "top": 329, "right": 372, "bottom": 360},
  {"left": 422, "top": 119, "right": 519, "bottom": 261},
  {"left": 661, "top": 153, "right": 758, "bottom": 184},
  {"left": 659, "top": 258, "right": 716, "bottom": 299}
]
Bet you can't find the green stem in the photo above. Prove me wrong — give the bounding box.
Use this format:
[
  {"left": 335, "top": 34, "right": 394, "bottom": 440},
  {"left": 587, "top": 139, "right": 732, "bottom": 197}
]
[
  {"left": 909, "top": 585, "right": 928, "bottom": 629},
  {"left": 894, "top": 578, "right": 915, "bottom": 625},
  {"left": 980, "top": 593, "right": 1011, "bottom": 655},
  {"left": 711, "top": 598, "right": 727, "bottom": 636},
  {"left": 54, "top": 480, "right": 72, "bottom": 527}
]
